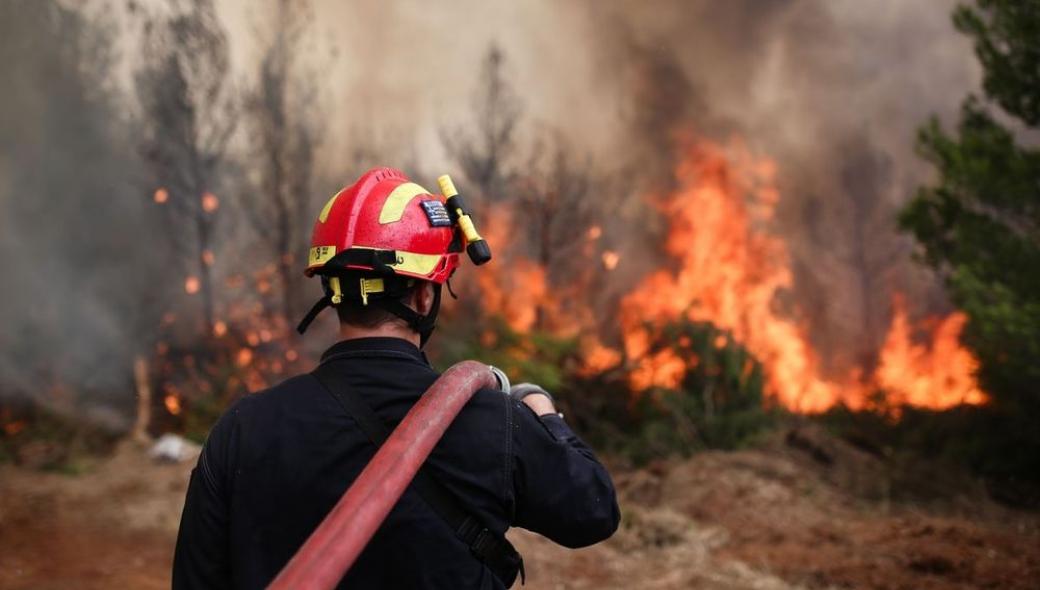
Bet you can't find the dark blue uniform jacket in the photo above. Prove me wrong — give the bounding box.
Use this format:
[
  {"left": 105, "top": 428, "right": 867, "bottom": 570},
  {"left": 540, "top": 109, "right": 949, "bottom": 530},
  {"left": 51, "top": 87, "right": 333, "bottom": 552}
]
[{"left": 172, "top": 337, "right": 620, "bottom": 589}]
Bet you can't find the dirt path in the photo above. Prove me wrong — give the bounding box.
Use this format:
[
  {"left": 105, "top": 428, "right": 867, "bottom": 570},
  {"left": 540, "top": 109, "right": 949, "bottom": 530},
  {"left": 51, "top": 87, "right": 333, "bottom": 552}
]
[{"left": 1, "top": 435, "right": 1037, "bottom": 589}]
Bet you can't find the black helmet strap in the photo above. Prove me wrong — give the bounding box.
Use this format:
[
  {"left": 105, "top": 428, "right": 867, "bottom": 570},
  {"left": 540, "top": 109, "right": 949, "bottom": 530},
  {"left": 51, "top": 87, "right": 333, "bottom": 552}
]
[
  {"left": 373, "top": 283, "right": 441, "bottom": 348},
  {"left": 296, "top": 274, "right": 442, "bottom": 348}
]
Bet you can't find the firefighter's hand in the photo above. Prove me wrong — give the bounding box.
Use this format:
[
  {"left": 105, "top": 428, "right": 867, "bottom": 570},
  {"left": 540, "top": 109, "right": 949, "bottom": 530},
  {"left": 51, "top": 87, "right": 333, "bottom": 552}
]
[{"left": 511, "top": 383, "right": 557, "bottom": 416}]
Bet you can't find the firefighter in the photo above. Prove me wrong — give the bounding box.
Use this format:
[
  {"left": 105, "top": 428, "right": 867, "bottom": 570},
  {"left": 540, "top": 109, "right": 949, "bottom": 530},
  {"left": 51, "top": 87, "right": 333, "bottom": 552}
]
[{"left": 173, "top": 168, "right": 620, "bottom": 589}]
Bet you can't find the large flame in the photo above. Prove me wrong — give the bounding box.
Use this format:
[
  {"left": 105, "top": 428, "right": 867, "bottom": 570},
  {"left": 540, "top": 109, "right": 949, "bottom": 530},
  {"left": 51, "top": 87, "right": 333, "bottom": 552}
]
[
  {"left": 617, "top": 139, "right": 984, "bottom": 412},
  {"left": 876, "top": 297, "right": 985, "bottom": 408}
]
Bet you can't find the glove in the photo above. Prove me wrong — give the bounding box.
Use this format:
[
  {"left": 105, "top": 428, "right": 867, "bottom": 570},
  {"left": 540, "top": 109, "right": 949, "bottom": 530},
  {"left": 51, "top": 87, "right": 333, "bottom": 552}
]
[{"left": 509, "top": 383, "right": 554, "bottom": 404}]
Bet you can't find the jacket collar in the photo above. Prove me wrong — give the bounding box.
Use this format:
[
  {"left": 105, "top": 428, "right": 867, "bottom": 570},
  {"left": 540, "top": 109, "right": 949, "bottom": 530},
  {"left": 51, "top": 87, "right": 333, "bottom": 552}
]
[{"left": 320, "top": 337, "right": 426, "bottom": 364}]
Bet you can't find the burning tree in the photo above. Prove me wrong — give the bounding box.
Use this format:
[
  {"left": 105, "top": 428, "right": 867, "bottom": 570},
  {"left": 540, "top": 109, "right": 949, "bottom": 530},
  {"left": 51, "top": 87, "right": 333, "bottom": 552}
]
[
  {"left": 514, "top": 135, "right": 615, "bottom": 331},
  {"left": 442, "top": 45, "right": 521, "bottom": 208},
  {"left": 239, "top": 0, "right": 322, "bottom": 326},
  {"left": 135, "top": 0, "right": 237, "bottom": 336},
  {"left": 442, "top": 47, "right": 617, "bottom": 336},
  {"left": 898, "top": 0, "right": 1040, "bottom": 485}
]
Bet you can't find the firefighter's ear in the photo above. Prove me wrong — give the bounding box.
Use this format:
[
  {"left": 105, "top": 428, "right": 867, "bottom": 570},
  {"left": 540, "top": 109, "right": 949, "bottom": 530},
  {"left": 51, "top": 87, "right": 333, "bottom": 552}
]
[{"left": 414, "top": 282, "right": 435, "bottom": 315}]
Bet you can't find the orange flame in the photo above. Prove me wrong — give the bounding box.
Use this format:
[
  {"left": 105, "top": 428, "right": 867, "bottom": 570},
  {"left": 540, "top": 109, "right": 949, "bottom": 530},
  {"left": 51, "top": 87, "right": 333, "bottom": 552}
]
[
  {"left": 876, "top": 297, "right": 984, "bottom": 408},
  {"left": 580, "top": 340, "right": 624, "bottom": 375},
  {"left": 474, "top": 209, "right": 559, "bottom": 334},
  {"left": 619, "top": 138, "right": 985, "bottom": 412}
]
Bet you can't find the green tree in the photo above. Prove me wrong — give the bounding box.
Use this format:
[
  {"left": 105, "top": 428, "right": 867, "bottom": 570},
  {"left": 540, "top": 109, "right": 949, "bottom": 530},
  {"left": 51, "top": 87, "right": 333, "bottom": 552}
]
[
  {"left": 899, "top": 0, "right": 1040, "bottom": 490},
  {"left": 900, "top": 0, "right": 1040, "bottom": 411}
]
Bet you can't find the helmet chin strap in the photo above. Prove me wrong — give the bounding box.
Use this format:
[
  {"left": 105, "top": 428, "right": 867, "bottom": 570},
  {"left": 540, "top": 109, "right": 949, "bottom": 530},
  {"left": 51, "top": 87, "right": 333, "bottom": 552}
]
[
  {"left": 297, "top": 277, "right": 442, "bottom": 345},
  {"left": 375, "top": 283, "right": 441, "bottom": 348}
]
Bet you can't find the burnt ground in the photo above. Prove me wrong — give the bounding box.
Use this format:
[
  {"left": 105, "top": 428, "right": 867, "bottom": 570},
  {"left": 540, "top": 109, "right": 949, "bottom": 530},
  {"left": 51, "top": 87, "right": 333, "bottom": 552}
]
[{"left": 1, "top": 428, "right": 1038, "bottom": 590}]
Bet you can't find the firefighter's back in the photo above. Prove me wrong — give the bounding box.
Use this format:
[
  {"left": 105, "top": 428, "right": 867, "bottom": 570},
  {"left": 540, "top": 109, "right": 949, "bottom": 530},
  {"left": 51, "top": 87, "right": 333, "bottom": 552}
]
[{"left": 178, "top": 338, "right": 513, "bottom": 589}]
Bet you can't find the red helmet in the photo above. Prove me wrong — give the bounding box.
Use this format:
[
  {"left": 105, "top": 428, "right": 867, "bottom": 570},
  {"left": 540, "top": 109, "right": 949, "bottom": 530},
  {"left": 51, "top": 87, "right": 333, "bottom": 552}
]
[
  {"left": 306, "top": 167, "right": 461, "bottom": 283},
  {"left": 297, "top": 167, "right": 490, "bottom": 337}
]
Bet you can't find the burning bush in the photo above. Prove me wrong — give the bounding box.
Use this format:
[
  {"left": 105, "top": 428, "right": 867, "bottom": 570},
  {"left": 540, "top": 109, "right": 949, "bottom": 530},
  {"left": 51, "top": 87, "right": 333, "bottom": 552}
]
[{"left": 567, "top": 319, "right": 779, "bottom": 464}]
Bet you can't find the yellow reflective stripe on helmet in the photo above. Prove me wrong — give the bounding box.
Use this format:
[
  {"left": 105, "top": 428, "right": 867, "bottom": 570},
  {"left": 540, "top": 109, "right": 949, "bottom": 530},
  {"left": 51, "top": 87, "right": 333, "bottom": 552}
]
[
  {"left": 308, "top": 245, "right": 337, "bottom": 266},
  {"left": 378, "top": 182, "right": 429, "bottom": 224},
  {"left": 318, "top": 191, "right": 342, "bottom": 223},
  {"left": 391, "top": 251, "right": 441, "bottom": 275}
]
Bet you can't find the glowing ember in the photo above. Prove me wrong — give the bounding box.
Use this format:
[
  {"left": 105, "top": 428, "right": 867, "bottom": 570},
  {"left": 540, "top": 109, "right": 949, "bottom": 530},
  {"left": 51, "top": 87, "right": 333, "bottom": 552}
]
[
  {"left": 285, "top": 349, "right": 298, "bottom": 362},
  {"left": 587, "top": 225, "right": 602, "bottom": 240},
  {"left": 153, "top": 187, "right": 169, "bottom": 204},
  {"left": 601, "top": 251, "right": 620, "bottom": 271},
  {"left": 202, "top": 250, "right": 215, "bottom": 266},
  {"left": 236, "top": 348, "right": 254, "bottom": 367},
  {"left": 164, "top": 394, "right": 182, "bottom": 415},
  {"left": 3, "top": 420, "right": 26, "bottom": 436},
  {"left": 201, "top": 192, "right": 219, "bottom": 213},
  {"left": 213, "top": 320, "right": 228, "bottom": 337},
  {"left": 184, "top": 276, "right": 200, "bottom": 295}
]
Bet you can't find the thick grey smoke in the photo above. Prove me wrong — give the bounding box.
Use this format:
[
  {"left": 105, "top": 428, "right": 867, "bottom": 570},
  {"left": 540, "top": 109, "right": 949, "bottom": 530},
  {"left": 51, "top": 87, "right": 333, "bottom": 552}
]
[
  {"left": 0, "top": 1, "right": 169, "bottom": 429},
  {"left": 275, "top": 1, "right": 980, "bottom": 375},
  {"left": 283, "top": 0, "right": 980, "bottom": 376},
  {"left": 1, "top": 0, "right": 983, "bottom": 417},
  {"left": 564, "top": 0, "right": 981, "bottom": 373}
]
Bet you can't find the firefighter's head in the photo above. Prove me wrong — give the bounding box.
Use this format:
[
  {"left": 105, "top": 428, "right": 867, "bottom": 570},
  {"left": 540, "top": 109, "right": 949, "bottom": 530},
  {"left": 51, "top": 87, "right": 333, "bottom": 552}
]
[{"left": 297, "top": 167, "right": 482, "bottom": 347}]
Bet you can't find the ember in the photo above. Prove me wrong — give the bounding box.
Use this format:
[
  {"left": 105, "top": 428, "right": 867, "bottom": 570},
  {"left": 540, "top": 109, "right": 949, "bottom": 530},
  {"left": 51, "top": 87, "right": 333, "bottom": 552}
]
[
  {"left": 164, "top": 394, "right": 182, "bottom": 415},
  {"left": 201, "top": 192, "right": 219, "bottom": 213}
]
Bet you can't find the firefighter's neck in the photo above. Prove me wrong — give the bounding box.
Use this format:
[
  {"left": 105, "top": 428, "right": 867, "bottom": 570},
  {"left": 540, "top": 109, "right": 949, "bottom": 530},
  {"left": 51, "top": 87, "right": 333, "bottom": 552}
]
[
  {"left": 338, "top": 284, "right": 432, "bottom": 348},
  {"left": 338, "top": 321, "right": 420, "bottom": 348}
]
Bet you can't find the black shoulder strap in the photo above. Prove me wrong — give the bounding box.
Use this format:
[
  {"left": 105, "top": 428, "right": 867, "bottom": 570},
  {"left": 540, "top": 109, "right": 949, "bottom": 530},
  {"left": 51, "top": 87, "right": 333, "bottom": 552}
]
[{"left": 311, "top": 361, "right": 525, "bottom": 587}]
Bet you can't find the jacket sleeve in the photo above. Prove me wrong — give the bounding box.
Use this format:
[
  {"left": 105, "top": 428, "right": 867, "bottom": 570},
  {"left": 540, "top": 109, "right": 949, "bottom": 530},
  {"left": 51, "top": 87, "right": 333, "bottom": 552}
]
[
  {"left": 172, "top": 414, "right": 235, "bottom": 589},
  {"left": 510, "top": 401, "right": 620, "bottom": 548}
]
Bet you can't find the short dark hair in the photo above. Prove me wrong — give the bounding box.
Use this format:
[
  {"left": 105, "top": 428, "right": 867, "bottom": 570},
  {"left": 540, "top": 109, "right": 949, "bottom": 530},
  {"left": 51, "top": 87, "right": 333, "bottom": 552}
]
[{"left": 334, "top": 285, "right": 417, "bottom": 329}]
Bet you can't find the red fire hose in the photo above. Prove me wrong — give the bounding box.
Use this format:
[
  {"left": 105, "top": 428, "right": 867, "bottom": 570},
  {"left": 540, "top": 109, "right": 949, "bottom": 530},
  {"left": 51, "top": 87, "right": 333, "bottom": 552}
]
[{"left": 267, "top": 360, "right": 497, "bottom": 590}]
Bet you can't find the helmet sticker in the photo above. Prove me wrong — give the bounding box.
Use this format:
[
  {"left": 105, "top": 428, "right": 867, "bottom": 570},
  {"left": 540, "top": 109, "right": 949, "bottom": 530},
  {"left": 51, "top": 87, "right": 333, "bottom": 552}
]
[
  {"left": 420, "top": 200, "right": 452, "bottom": 227},
  {"left": 308, "top": 245, "right": 337, "bottom": 266}
]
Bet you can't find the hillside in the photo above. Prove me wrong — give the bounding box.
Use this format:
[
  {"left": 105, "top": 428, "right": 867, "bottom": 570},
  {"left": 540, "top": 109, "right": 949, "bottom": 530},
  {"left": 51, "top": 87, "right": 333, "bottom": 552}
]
[{"left": 1, "top": 427, "right": 1037, "bottom": 589}]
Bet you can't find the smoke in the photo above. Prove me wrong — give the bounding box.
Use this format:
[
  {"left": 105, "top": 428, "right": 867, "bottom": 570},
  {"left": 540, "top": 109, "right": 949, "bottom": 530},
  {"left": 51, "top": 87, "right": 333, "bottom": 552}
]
[
  {"left": 276, "top": 1, "right": 980, "bottom": 368},
  {"left": 0, "top": 0, "right": 983, "bottom": 418},
  {"left": 0, "top": 0, "right": 169, "bottom": 428},
  {"left": 562, "top": 0, "right": 981, "bottom": 374}
]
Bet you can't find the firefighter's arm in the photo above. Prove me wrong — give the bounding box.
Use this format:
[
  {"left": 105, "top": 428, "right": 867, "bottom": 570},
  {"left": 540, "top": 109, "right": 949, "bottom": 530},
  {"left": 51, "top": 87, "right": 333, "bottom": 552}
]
[
  {"left": 172, "top": 417, "right": 234, "bottom": 589},
  {"left": 509, "top": 391, "right": 620, "bottom": 548}
]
